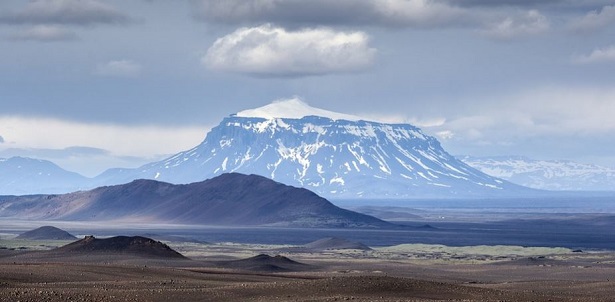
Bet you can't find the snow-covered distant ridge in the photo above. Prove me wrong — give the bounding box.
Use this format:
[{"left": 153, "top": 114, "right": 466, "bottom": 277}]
[
  {"left": 461, "top": 155, "right": 615, "bottom": 191},
  {"left": 0, "top": 156, "right": 89, "bottom": 195}
]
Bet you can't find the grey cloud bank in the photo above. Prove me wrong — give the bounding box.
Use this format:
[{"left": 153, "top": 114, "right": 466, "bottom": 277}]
[
  {"left": 192, "top": 0, "right": 477, "bottom": 28},
  {"left": 575, "top": 46, "right": 615, "bottom": 64},
  {"left": 7, "top": 25, "right": 78, "bottom": 42},
  {"left": 1, "top": 0, "right": 615, "bottom": 174},
  {"left": 569, "top": 5, "right": 615, "bottom": 33},
  {"left": 479, "top": 10, "right": 549, "bottom": 40},
  {"left": 0, "top": 0, "right": 132, "bottom": 26},
  {"left": 94, "top": 60, "right": 142, "bottom": 77},
  {"left": 0, "top": 146, "right": 109, "bottom": 159}
]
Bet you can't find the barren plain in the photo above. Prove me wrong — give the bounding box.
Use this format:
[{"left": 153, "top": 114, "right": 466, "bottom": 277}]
[{"left": 1, "top": 234, "right": 614, "bottom": 302}]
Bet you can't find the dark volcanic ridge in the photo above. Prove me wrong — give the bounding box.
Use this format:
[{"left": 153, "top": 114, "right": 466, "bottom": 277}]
[
  {"left": 218, "top": 254, "right": 312, "bottom": 272},
  {"left": 304, "top": 237, "right": 371, "bottom": 251},
  {"left": 138, "top": 233, "right": 209, "bottom": 244},
  {"left": 56, "top": 236, "right": 186, "bottom": 259},
  {"left": 491, "top": 256, "right": 568, "bottom": 267},
  {"left": 16, "top": 226, "right": 77, "bottom": 240},
  {"left": 0, "top": 173, "right": 394, "bottom": 228}
]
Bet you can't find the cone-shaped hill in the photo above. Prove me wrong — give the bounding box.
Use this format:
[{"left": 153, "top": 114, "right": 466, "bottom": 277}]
[
  {"left": 16, "top": 226, "right": 77, "bottom": 240},
  {"left": 220, "top": 254, "right": 311, "bottom": 272},
  {"left": 56, "top": 236, "right": 185, "bottom": 259}
]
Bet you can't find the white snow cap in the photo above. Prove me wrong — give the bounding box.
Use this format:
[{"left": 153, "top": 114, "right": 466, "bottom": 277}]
[{"left": 236, "top": 97, "right": 364, "bottom": 121}]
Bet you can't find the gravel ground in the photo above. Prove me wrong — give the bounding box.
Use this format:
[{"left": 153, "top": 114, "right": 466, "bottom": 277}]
[{"left": 1, "top": 249, "right": 615, "bottom": 302}]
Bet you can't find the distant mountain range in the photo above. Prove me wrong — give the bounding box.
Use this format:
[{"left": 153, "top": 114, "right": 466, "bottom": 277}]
[
  {"left": 460, "top": 156, "right": 615, "bottom": 191},
  {"left": 12, "top": 99, "right": 607, "bottom": 198},
  {"left": 0, "top": 157, "right": 89, "bottom": 195},
  {"left": 0, "top": 173, "right": 391, "bottom": 228}
]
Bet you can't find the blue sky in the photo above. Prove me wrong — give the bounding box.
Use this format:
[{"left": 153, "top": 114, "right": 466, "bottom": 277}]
[{"left": 1, "top": 0, "right": 615, "bottom": 176}]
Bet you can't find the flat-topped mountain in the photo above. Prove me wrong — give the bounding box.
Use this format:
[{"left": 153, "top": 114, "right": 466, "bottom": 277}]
[
  {"left": 0, "top": 173, "right": 392, "bottom": 228},
  {"left": 0, "top": 100, "right": 536, "bottom": 199},
  {"left": 16, "top": 226, "right": 77, "bottom": 240},
  {"left": 96, "top": 99, "right": 532, "bottom": 199}
]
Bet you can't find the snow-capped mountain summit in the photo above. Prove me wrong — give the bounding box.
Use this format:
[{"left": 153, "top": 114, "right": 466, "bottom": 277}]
[
  {"left": 236, "top": 97, "right": 364, "bottom": 121},
  {"left": 97, "top": 99, "right": 527, "bottom": 198}
]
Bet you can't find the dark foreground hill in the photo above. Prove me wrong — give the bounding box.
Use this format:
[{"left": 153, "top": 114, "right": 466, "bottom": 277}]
[
  {"left": 56, "top": 236, "right": 185, "bottom": 259},
  {"left": 16, "top": 226, "right": 77, "bottom": 240},
  {"left": 218, "top": 254, "right": 312, "bottom": 272},
  {"left": 0, "top": 173, "right": 393, "bottom": 228},
  {"left": 304, "top": 237, "right": 371, "bottom": 251}
]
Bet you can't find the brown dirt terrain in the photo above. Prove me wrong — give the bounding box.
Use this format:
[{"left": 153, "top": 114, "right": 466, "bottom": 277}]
[{"left": 1, "top": 247, "right": 614, "bottom": 302}]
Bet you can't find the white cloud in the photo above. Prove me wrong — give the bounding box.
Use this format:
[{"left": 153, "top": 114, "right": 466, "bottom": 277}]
[
  {"left": 481, "top": 10, "right": 549, "bottom": 40},
  {"left": 374, "top": 0, "right": 470, "bottom": 28},
  {"left": 193, "top": 0, "right": 474, "bottom": 29},
  {"left": 516, "top": 88, "right": 615, "bottom": 134},
  {"left": 356, "top": 114, "right": 447, "bottom": 128},
  {"left": 0, "top": 116, "right": 207, "bottom": 175},
  {"left": 8, "top": 25, "right": 78, "bottom": 42},
  {"left": 407, "top": 117, "right": 447, "bottom": 128},
  {"left": 425, "top": 87, "right": 615, "bottom": 147},
  {"left": 569, "top": 5, "right": 615, "bottom": 33},
  {"left": 0, "top": 135, "right": 4, "bottom": 144},
  {"left": 203, "top": 24, "right": 376, "bottom": 77},
  {"left": 574, "top": 45, "right": 615, "bottom": 64},
  {"left": 94, "top": 60, "right": 142, "bottom": 77},
  {"left": 0, "top": 0, "right": 131, "bottom": 26},
  {"left": 435, "top": 130, "right": 454, "bottom": 140}
]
